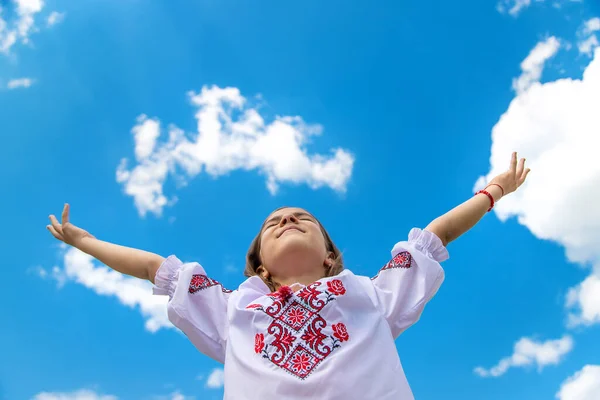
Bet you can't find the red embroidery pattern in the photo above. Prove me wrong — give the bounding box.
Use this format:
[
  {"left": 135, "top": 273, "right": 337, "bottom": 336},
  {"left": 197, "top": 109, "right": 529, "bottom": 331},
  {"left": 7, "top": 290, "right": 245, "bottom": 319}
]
[
  {"left": 371, "top": 251, "right": 413, "bottom": 280},
  {"left": 254, "top": 333, "right": 265, "bottom": 354},
  {"left": 252, "top": 280, "right": 350, "bottom": 380},
  {"left": 326, "top": 279, "right": 346, "bottom": 295},
  {"left": 332, "top": 323, "right": 349, "bottom": 342},
  {"left": 188, "top": 274, "right": 232, "bottom": 294}
]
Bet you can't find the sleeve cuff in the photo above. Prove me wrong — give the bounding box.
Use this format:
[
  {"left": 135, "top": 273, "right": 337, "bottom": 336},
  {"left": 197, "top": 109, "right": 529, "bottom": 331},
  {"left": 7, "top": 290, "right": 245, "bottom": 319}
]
[
  {"left": 153, "top": 255, "right": 184, "bottom": 297},
  {"left": 406, "top": 228, "right": 449, "bottom": 262}
]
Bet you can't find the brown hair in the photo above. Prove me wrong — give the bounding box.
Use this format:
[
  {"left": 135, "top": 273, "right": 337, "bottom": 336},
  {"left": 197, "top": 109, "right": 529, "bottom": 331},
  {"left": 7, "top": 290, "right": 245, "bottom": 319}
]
[{"left": 244, "top": 207, "right": 344, "bottom": 291}]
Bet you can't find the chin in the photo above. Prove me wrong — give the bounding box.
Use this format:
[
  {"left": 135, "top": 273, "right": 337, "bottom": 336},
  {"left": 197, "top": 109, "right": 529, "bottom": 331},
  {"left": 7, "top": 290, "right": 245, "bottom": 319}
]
[{"left": 274, "top": 234, "right": 321, "bottom": 258}]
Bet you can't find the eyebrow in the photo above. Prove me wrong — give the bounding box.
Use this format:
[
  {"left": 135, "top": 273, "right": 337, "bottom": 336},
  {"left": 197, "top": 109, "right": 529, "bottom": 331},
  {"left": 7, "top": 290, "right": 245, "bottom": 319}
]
[{"left": 263, "top": 211, "right": 314, "bottom": 227}]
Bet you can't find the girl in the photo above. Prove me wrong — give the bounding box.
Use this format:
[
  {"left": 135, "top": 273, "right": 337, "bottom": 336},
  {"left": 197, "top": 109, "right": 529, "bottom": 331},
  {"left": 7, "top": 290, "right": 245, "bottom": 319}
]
[{"left": 47, "top": 153, "right": 530, "bottom": 400}]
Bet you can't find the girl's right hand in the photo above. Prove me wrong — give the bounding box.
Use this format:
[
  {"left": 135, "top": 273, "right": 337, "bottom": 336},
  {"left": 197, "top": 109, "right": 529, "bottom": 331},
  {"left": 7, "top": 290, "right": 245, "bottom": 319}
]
[{"left": 47, "top": 204, "right": 95, "bottom": 247}]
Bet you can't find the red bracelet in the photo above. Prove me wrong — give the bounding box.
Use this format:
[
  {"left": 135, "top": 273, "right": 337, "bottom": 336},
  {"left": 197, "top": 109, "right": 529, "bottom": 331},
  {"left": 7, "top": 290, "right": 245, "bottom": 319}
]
[
  {"left": 475, "top": 190, "right": 494, "bottom": 212},
  {"left": 485, "top": 183, "right": 505, "bottom": 197}
]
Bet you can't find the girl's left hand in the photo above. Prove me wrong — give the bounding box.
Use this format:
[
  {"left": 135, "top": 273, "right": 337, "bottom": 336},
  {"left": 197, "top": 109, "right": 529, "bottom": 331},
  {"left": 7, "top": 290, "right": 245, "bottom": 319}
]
[{"left": 488, "top": 152, "right": 531, "bottom": 198}]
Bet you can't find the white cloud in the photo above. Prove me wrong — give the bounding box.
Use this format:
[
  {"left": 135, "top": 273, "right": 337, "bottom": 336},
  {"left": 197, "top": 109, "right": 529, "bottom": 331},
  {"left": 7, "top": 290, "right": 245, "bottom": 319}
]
[
  {"left": 577, "top": 18, "right": 600, "bottom": 56},
  {"left": 51, "top": 247, "right": 171, "bottom": 332},
  {"left": 474, "top": 335, "right": 573, "bottom": 377},
  {"left": 578, "top": 36, "right": 599, "bottom": 56},
  {"left": 497, "top": 0, "right": 583, "bottom": 16},
  {"left": 498, "top": 0, "right": 532, "bottom": 16},
  {"left": 205, "top": 368, "right": 225, "bottom": 389},
  {"left": 7, "top": 77, "right": 33, "bottom": 89},
  {"left": 32, "top": 389, "right": 117, "bottom": 400},
  {"left": 132, "top": 115, "right": 161, "bottom": 160},
  {"left": 153, "top": 392, "right": 195, "bottom": 400},
  {"left": 475, "top": 45, "right": 600, "bottom": 327},
  {"left": 566, "top": 274, "right": 600, "bottom": 327},
  {"left": 46, "top": 11, "right": 65, "bottom": 27},
  {"left": 583, "top": 18, "right": 600, "bottom": 34},
  {"left": 512, "top": 37, "right": 560, "bottom": 94},
  {"left": 116, "top": 85, "right": 354, "bottom": 217},
  {"left": 0, "top": 0, "right": 45, "bottom": 53},
  {"left": 28, "top": 265, "right": 48, "bottom": 278},
  {"left": 556, "top": 365, "right": 600, "bottom": 400}
]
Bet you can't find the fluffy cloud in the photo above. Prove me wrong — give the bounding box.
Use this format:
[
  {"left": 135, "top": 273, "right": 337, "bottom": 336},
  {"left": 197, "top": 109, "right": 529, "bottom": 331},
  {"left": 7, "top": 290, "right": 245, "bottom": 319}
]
[
  {"left": 475, "top": 44, "right": 600, "bottom": 327},
  {"left": 32, "top": 389, "right": 117, "bottom": 400},
  {"left": 51, "top": 247, "right": 171, "bottom": 332},
  {"left": 512, "top": 36, "right": 560, "bottom": 94},
  {"left": 566, "top": 274, "right": 600, "bottom": 327},
  {"left": 577, "top": 18, "right": 600, "bottom": 56},
  {"left": 117, "top": 86, "right": 354, "bottom": 217},
  {"left": 556, "top": 365, "right": 600, "bottom": 400},
  {"left": 0, "top": 0, "right": 44, "bottom": 53},
  {"left": 7, "top": 77, "right": 34, "bottom": 89},
  {"left": 205, "top": 368, "right": 225, "bottom": 389},
  {"left": 474, "top": 335, "right": 573, "bottom": 377}
]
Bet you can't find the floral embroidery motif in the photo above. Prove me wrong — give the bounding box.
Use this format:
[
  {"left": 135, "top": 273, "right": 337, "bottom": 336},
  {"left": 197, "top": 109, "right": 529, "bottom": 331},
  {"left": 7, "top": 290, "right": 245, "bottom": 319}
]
[
  {"left": 326, "top": 279, "right": 346, "bottom": 295},
  {"left": 371, "top": 251, "right": 413, "bottom": 280},
  {"left": 332, "top": 323, "right": 349, "bottom": 342},
  {"left": 188, "top": 274, "right": 232, "bottom": 294},
  {"left": 252, "top": 280, "right": 350, "bottom": 380},
  {"left": 254, "top": 333, "right": 265, "bottom": 354}
]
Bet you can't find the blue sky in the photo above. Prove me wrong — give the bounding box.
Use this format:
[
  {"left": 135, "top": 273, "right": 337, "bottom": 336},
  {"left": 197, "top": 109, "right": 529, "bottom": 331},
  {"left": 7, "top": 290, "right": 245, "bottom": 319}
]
[{"left": 1, "top": 0, "right": 600, "bottom": 399}]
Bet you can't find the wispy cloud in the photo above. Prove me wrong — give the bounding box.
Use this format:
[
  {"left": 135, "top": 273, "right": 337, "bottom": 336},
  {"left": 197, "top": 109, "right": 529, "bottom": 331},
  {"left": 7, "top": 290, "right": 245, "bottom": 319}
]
[
  {"left": 46, "top": 11, "right": 65, "bottom": 27},
  {"left": 497, "top": 0, "right": 532, "bottom": 16},
  {"left": 32, "top": 389, "right": 117, "bottom": 400},
  {"left": 116, "top": 86, "right": 355, "bottom": 217},
  {"left": 32, "top": 389, "right": 194, "bottom": 400},
  {"left": 474, "top": 335, "right": 573, "bottom": 377},
  {"left": 7, "top": 77, "right": 34, "bottom": 89},
  {"left": 577, "top": 18, "right": 600, "bottom": 56},
  {"left": 496, "top": 0, "right": 582, "bottom": 16},
  {"left": 511, "top": 37, "right": 560, "bottom": 94}
]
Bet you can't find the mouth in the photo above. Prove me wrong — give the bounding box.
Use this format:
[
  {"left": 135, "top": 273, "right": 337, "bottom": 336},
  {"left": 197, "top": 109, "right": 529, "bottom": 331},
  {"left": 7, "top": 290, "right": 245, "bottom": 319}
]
[{"left": 278, "top": 226, "right": 303, "bottom": 237}]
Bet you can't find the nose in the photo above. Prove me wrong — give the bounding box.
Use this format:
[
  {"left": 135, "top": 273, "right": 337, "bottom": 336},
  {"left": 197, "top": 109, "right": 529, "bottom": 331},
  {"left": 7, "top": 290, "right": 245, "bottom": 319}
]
[{"left": 279, "top": 213, "right": 299, "bottom": 226}]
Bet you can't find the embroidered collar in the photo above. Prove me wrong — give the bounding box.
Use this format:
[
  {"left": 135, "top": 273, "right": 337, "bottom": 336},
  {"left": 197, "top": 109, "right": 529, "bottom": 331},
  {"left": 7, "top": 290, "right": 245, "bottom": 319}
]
[{"left": 238, "top": 270, "right": 352, "bottom": 297}]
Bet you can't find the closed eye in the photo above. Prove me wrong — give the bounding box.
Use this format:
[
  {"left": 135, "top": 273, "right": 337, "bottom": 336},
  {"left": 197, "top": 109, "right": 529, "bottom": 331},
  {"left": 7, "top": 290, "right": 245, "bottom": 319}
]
[{"left": 262, "top": 211, "right": 316, "bottom": 231}]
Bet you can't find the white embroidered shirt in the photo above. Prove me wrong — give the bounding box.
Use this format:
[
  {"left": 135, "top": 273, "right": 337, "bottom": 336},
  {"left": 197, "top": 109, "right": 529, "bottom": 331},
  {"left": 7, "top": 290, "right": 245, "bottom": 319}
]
[{"left": 153, "top": 228, "right": 448, "bottom": 400}]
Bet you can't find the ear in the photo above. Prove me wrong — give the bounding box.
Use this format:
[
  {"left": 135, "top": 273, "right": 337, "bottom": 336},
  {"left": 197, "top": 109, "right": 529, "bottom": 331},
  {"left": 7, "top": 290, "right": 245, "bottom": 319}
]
[
  {"left": 323, "top": 252, "right": 335, "bottom": 267},
  {"left": 257, "top": 265, "right": 270, "bottom": 279}
]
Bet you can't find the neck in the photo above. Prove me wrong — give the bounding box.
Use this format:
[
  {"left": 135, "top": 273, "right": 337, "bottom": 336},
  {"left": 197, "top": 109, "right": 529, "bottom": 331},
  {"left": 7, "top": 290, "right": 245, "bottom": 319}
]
[{"left": 274, "top": 272, "right": 326, "bottom": 290}]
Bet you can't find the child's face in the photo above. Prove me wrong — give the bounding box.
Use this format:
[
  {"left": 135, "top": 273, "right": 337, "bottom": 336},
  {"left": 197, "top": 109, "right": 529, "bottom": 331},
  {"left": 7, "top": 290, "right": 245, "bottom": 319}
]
[{"left": 258, "top": 207, "right": 330, "bottom": 280}]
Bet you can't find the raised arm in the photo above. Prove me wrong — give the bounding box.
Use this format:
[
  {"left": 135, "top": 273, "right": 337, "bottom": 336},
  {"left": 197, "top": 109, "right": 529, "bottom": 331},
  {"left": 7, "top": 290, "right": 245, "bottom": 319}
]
[
  {"left": 47, "top": 204, "right": 164, "bottom": 283},
  {"left": 425, "top": 152, "right": 530, "bottom": 247}
]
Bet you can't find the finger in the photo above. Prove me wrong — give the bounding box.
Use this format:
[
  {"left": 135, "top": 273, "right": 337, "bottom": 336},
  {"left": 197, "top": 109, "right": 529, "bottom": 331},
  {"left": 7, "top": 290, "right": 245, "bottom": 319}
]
[
  {"left": 519, "top": 168, "right": 531, "bottom": 185},
  {"left": 516, "top": 158, "right": 525, "bottom": 177},
  {"left": 47, "top": 225, "right": 65, "bottom": 241},
  {"left": 49, "top": 214, "right": 63, "bottom": 235},
  {"left": 62, "top": 203, "right": 70, "bottom": 225},
  {"left": 509, "top": 152, "right": 518, "bottom": 174}
]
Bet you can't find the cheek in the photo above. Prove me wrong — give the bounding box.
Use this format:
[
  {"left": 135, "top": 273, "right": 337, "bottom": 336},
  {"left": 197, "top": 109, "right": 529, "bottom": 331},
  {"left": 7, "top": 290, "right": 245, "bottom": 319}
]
[
  {"left": 308, "top": 227, "right": 328, "bottom": 253},
  {"left": 258, "top": 233, "right": 274, "bottom": 260}
]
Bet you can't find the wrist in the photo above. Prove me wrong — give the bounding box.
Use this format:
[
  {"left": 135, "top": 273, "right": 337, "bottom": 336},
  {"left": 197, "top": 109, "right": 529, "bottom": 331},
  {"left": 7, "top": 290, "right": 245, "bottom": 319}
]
[
  {"left": 73, "top": 234, "right": 96, "bottom": 251},
  {"left": 485, "top": 185, "right": 503, "bottom": 201}
]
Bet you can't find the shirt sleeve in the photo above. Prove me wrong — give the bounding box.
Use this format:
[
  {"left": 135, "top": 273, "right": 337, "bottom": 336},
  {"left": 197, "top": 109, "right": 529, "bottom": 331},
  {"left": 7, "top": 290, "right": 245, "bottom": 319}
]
[
  {"left": 364, "top": 228, "right": 448, "bottom": 339},
  {"left": 153, "top": 255, "right": 232, "bottom": 363}
]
